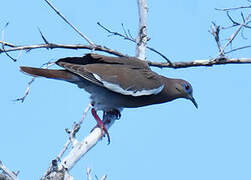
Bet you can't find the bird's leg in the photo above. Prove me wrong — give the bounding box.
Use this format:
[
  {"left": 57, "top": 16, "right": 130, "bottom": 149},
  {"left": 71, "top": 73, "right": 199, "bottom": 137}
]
[{"left": 91, "top": 108, "right": 110, "bottom": 144}]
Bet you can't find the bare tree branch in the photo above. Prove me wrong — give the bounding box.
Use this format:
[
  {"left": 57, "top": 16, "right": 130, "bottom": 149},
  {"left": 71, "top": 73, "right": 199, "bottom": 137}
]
[
  {"left": 38, "top": 28, "right": 50, "bottom": 45},
  {"left": 97, "top": 22, "right": 136, "bottom": 43},
  {"left": 1, "top": 41, "right": 251, "bottom": 69},
  {"left": 57, "top": 112, "right": 117, "bottom": 172},
  {"left": 15, "top": 77, "right": 35, "bottom": 102},
  {"left": 219, "top": 13, "right": 251, "bottom": 56},
  {"left": 210, "top": 4, "right": 251, "bottom": 57},
  {"left": 86, "top": 168, "right": 92, "bottom": 180},
  {"left": 0, "top": 161, "right": 19, "bottom": 180},
  {"left": 15, "top": 62, "right": 55, "bottom": 102},
  {"left": 42, "top": 103, "right": 91, "bottom": 179},
  {"left": 0, "top": 41, "right": 16, "bottom": 48},
  {"left": 86, "top": 168, "right": 107, "bottom": 180},
  {"left": 0, "top": 42, "right": 125, "bottom": 57},
  {"left": 148, "top": 57, "right": 251, "bottom": 68},
  {"left": 224, "top": 11, "right": 251, "bottom": 29},
  {"left": 210, "top": 22, "right": 223, "bottom": 54},
  {"left": 44, "top": 0, "right": 94, "bottom": 46},
  {"left": 215, "top": 5, "right": 251, "bottom": 11},
  {"left": 225, "top": 45, "right": 251, "bottom": 54},
  {"left": 97, "top": 22, "right": 172, "bottom": 64},
  {"left": 1, "top": 23, "right": 17, "bottom": 62}
]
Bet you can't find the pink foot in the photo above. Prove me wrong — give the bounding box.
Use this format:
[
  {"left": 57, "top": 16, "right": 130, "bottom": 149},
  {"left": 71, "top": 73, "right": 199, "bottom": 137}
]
[{"left": 91, "top": 108, "right": 110, "bottom": 144}]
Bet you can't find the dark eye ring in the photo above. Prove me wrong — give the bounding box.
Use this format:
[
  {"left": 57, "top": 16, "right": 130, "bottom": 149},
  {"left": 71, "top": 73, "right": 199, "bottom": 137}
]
[{"left": 185, "top": 84, "right": 190, "bottom": 90}]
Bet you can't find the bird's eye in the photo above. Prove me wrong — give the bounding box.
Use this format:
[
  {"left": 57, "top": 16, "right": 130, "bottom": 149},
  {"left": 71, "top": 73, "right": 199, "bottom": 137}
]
[
  {"left": 185, "top": 84, "right": 190, "bottom": 90},
  {"left": 183, "top": 83, "right": 191, "bottom": 93}
]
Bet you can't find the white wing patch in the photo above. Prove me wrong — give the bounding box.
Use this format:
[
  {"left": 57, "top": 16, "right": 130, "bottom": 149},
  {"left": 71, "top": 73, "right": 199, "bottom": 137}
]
[{"left": 93, "top": 73, "right": 164, "bottom": 97}]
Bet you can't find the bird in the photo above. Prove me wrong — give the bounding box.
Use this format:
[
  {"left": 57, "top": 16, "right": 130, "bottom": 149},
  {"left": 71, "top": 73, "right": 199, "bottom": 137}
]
[{"left": 20, "top": 53, "right": 198, "bottom": 143}]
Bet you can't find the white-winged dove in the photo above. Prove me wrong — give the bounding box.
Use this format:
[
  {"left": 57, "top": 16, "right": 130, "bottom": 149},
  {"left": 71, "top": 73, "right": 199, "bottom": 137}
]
[{"left": 20, "top": 53, "right": 197, "bottom": 143}]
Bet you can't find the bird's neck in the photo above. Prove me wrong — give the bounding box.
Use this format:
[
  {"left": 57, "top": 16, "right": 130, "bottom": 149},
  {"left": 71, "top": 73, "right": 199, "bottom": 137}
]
[{"left": 160, "top": 77, "right": 184, "bottom": 101}]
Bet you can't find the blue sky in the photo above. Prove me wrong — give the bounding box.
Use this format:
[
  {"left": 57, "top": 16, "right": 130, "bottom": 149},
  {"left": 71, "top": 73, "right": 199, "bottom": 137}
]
[{"left": 1, "top": 0, "right": 251, "bottom": 179}]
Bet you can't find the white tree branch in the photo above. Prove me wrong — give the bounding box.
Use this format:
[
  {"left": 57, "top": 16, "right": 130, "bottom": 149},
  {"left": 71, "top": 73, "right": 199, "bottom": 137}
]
[
  {"left": 42, "top": 104, "right": 117, "bottom": 180},
  {"left": 148, "top": 57, "right": 251, "bottom": 68},
  {"left": 0, "top": 161, "right": 19, "bottom": 180},
  {"left": 48, "top": 1, "right": 149, "bottom": 177},
  {"left": 57, "top": 114, "right": 116, "bottom": 172},
  {"left": 86, "top": 168, "right": 92, "bottom": 180},
  {"left": 42, "top": 104, "right": 91, "bottom": 179},
  {"left": 136, "top": 0, "right": 148, "bottom": 59},
  {"left": 86, "top": 168, "right": 107, "bottom": 180}
]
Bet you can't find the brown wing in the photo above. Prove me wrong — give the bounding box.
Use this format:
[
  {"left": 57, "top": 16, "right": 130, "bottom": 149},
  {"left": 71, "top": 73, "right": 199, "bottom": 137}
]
[{"left": 57, "top": 57, "right": 164, "bottom": 96}]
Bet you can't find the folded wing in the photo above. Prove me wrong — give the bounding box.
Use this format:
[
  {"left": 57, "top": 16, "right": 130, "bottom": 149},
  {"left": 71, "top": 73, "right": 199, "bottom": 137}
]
[{"left": 56, "top": 54, "right": 164, "bottom": 96}]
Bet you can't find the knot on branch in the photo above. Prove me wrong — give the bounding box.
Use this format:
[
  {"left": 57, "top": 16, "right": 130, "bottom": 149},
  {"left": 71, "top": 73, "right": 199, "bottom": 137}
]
[{"left": 137, "top": 25, "right": 148, "bottom": 46}]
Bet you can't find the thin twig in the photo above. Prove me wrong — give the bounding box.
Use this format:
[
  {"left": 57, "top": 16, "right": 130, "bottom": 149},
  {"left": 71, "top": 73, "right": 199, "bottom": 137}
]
[
  {"left": 219, "top": 13, "right": 251, "bottom": 56},
  {"left": 121, "top": 23, "right": 130, "bottom": 39},
  {"left": 38, "top": 28, "right": 50, "bottom": 45},
  {"left": 145, "top": 46, "right": 172, "bottom": 64},
  {"left": 215, "top": 5, "right": 251, "bottom": 11},
  {"left": 100, "top": 174, "right": 107, "bottom": 180},
  {"left": 225, "top": 11, "right": 251, "bottom": 29},
  {"left": 0, "top": 41, "right": 16, "bottom": 48},
  {"left": 1, "top": 23, "right": 17, "bottom": 62},
  {"left": 87, "top": 168, "right": 92, "bottom": 180},
  {"left": 225, "top": 45, "right": 251, "bottom": 54},
  {"left": 210, "top": 22, "right": 223, "bottom": 54},
  {"left": 78, "top": 103, "right": 92, "bottom": 125},
  {"left": 95, "top": 175, "right": 99, "bottom": 180},
  {"left": 16, "top": 62, "right": 55, "bottom": 102},
  {"left": 97, "top": 22, "right": 136, "bottom": 42},
  {"left": 15, "top": 77, "right": 35, "bottom": 102},
  {"left": 97, "top": 22, "right": 172, "bottom": 64},
  {"left": 44, "top": 0, "right": 95, "bottom": 46}
]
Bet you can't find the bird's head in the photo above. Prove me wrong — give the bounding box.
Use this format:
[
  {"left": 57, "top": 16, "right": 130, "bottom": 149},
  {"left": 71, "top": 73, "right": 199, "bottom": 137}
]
[{"left": 174, "top": 79, "right": 198, "bottom": 109}]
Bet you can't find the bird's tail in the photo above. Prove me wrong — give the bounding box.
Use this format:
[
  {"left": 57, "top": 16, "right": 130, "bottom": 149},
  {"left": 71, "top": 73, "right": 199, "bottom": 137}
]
[{"left": 20, "top": 66, "right": 77, "bottom": 81}]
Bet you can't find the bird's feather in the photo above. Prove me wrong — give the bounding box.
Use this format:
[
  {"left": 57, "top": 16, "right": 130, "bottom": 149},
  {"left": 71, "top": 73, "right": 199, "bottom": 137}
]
[
  {"left": 20, "top": 67, "right": 80, "bottom": 82},
  {"left": 56, "top": 54, "right": 164, "bottom": 96}
]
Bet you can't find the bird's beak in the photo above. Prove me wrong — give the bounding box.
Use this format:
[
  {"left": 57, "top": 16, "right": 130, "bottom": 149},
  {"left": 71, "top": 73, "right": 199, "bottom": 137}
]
[{"left": 188, "top": 95, "right": 198, "bottom": 109}]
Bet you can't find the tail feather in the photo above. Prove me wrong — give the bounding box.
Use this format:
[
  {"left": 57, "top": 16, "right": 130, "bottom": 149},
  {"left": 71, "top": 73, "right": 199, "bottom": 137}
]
[{"left": 20, "top": 66, "right": 77, "bottom": 81}]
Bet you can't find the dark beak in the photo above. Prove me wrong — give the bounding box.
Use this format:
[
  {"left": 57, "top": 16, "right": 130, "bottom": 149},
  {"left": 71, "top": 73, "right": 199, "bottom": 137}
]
[{"left": 188, "top": 95, "right": 198, "bottom": 109}]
